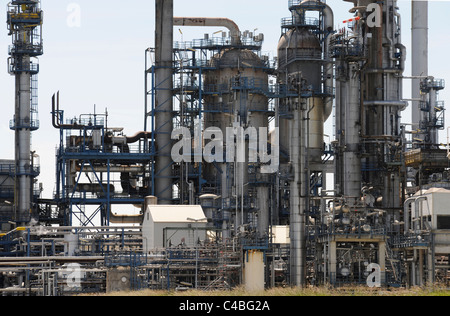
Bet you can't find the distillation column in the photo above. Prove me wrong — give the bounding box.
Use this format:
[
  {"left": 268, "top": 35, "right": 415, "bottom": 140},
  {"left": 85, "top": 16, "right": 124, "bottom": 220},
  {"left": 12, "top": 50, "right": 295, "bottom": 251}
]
[
  {"left": 337, "top": 62, "right": 362, "bottom": 199},
  {"left": 411, "top": 0, "right": 428, "bottom": 136},
  {"left": 363, "top": 0, "right": 405, "bottom": 211},
  {"left": 278, "top": 0, "right": 334, "bottom": 286},
  {"left": 337, "top": 0, "right": 406, "bottom": 211},
  {"left": 7, "top": 1, "right": 43, "bottom": 224},
  {"left": 154, "top": 0, "right": 174, "bottom": 204}
]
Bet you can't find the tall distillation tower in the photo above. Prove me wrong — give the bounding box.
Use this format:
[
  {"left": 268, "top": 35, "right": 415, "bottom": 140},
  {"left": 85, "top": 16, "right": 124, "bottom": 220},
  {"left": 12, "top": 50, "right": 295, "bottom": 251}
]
[
  {"left": 7, "top": 0, "right": 43, "bottom": 224},
  {"left": 277, "top": 0, "right": 334, "bottom": 286},
  {"left": 334, "top": 0, "right": 406, "bottom": 212},
  {"left": 154, "top": 0, "right": 174, "bottom": 204},
  {"left": 304, "top": 0, "right": 408, "bottom": 286}
]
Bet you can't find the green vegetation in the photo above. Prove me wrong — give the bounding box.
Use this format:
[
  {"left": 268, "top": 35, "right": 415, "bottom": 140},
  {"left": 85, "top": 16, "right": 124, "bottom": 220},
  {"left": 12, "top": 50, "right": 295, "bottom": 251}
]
[{"left": 97, "top": 286, "right": 450, "bottom": 297}]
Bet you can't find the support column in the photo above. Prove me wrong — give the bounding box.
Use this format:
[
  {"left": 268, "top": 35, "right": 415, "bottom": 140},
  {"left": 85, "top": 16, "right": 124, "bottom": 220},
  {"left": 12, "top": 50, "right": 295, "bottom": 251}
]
[
  {"left": 427, "top": 249, "right": 434, "bottom": 285},
  {"left": 378, "top": 241, "right": 386, "bottom": 283},
  {"left": 418, "top": 249, "right": 424, "bottom": 286},
  {"left": 329, "top": 241, "right": 337, "bottom": 285}
]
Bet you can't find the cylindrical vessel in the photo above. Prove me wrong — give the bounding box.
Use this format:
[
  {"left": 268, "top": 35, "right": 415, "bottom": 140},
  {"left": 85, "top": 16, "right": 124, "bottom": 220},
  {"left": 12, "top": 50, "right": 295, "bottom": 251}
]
[
  {"left": 199, "top": 193, "right": 219, "bottom": 226},
  {"left": 204, "top": 48, "right": 269, "bottom": 131},
  {"left": 277, "top": 27, "right": 325, "bottom": 162},
  {"left": 15, "top": 55, "right": 32, "bottom": 223},
  {"left": 154, "top": 0, "right": 174, "bottom": 204},
  {"left": 306, "top": 97, "right": 325, "bottom": 164},
  {"left": 411, "top": 0, "right": 428, "bottom": 134},
  {"left": 277, "top": 28, "right": 323, "bottom": 91},
  {"left": 203, "top": 48, "right": 269, "bottom": 233}
]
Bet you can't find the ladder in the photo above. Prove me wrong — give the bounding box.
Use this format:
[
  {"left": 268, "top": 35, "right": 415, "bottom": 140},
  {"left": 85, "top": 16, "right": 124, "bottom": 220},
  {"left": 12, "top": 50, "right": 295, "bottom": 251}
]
[{"left": 385, "top": 241, "right": 401, "bottom": 285}]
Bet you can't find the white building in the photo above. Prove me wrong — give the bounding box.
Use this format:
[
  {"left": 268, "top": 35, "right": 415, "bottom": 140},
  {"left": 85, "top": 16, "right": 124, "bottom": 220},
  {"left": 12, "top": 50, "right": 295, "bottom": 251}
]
[{"left": 142, "top": 205, "right": 208, "bottom": 252}]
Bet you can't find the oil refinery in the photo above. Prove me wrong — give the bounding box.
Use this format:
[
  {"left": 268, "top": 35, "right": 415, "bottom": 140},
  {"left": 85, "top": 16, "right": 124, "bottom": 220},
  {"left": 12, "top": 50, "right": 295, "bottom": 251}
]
[{"left": 0, "top": 0, "right": 449, "bottom": 296}]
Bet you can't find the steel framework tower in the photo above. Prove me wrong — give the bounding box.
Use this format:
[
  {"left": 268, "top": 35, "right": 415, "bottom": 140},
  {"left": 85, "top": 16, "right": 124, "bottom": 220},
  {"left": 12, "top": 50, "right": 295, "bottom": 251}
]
[
  {"left": 277, "top": 0, "right": 335, "bottom": 287},
  {"left": 7, "top": 0, "right": 43, "bottom": 224}
]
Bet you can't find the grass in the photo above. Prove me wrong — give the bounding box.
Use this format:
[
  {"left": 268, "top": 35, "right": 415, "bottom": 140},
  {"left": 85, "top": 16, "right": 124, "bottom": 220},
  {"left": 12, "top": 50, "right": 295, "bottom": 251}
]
[{"left": 93, "top": 285, "right": 450, "bottom": 297}]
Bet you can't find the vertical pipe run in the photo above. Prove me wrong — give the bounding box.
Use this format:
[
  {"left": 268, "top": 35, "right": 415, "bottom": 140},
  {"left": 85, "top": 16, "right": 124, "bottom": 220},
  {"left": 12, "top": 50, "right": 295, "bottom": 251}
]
[
  {"left": 343, "top": 63, "right": 362, "bottom": 198},
  {"left": 290, "top": 107, "right": 303, "bottom": 286},
  {"left": 154, "top": 0, "right": 174, "bottom": 204}
]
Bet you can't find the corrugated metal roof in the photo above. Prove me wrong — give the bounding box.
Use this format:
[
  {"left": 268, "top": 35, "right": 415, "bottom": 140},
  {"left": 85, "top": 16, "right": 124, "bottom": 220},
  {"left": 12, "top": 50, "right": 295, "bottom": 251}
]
[{"left": 147, "top": 205, "right": 207, "bottom": 223}]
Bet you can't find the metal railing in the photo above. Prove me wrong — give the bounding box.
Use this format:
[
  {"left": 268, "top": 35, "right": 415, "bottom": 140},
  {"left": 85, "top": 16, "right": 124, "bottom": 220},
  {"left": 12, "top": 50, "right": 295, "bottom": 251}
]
[
  {"left": 9, "top": 44, "right": 43, "bottom": 56},
  {"left": 9, "top": 118, "right": 40, "bottom": 131},
  {"left": 190, "top": 36, "right": 263, "bottom": 49},
  {"left": 390, "top": 234, "right": 431, "bottom": 249},
  {"left": 0, "top": 164, "right": 15, "bottom": 175},
  {"left": 281, "top": 16, "right": 319, "bottom": 29},
  {"left": 8, "top": 61, "right": 39, "bottom": 74}
]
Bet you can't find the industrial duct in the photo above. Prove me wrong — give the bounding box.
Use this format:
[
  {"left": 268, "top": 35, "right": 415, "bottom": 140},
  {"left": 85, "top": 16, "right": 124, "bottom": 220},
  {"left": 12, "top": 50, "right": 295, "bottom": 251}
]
[{"left": 173, "top": 17, "right": 241, "bottom": 45}]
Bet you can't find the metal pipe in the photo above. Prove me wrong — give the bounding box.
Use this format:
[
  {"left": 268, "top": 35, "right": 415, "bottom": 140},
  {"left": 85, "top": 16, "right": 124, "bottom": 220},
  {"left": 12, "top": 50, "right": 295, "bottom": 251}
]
[
  {"left": 78, "top": 165, "right": 144, "bottom": 173},
  {"left": 173, "top": 17, "right": 241, "bottom": 45},
  {"left": 126, "top": 131, "right": 153, "bottom": 144},
  {"left": 363, "top": 100, "right": 408, "bottom": 111},
  {"left": 344, "top": 63, "right": 362, "bottom": 198},
  {"left": 51, "top": 92, "right": 88, "bottom": 130},
  {"left": 414, "top": 196, "right": 427, "bottom": 232},
  {"left": 404, "top": 197, "right": 415, "bottom": 234},
  {"left": 109, "top": 213, "right": 143, "bottom": 225},
  {"left": 31, "top": 226, "right": 142, "bottom": 231},
  {"left": 290, "top": 106, "right": 303, "bottom": 286}
]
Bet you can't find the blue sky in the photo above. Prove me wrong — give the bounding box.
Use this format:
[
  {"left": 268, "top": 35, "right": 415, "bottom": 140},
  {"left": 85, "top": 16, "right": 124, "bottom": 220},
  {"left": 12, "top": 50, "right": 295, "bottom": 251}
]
[{"left": 1, "top": 0, "right": 450, "bottom": 199}]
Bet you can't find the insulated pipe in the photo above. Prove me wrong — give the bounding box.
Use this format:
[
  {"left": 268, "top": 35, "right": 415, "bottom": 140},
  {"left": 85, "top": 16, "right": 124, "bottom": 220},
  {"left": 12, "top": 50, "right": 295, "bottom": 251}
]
[
  {"left": 75, "top": 184, "right": 115, "bottom": 194},
  {"left": 363, "top": 100, "right": 408, "bottom": 111},
  {"left": 344, "top": 63, "right": 362, "bottom": 198},
  {"left": 404, "top": 197, "right": 415, "bottom": 234},
  {"left": 109, "top": 213, "right": 143, "bottom": 225},
  {"left": 290, "top": 106, "right": 304, "bottom": 286},
  {"left": 126, "top": 131, "right": 152, "bottom": 144},
  {"left": 173, "top": 17, "right": 241, "bottom": 45},
  {"left": 414, "top": 196, "right": 427, "bottom": 231}
]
